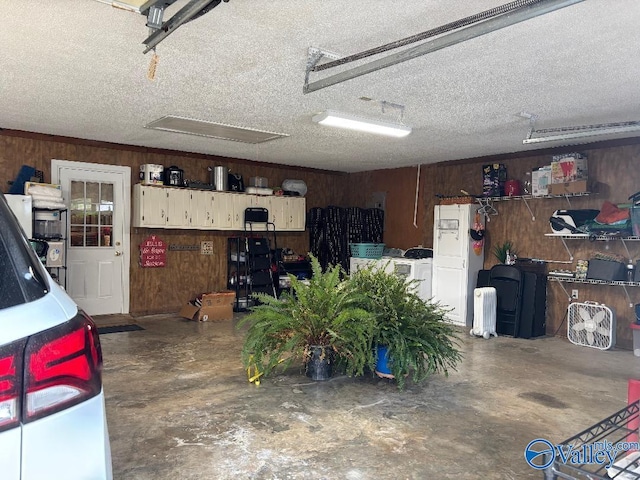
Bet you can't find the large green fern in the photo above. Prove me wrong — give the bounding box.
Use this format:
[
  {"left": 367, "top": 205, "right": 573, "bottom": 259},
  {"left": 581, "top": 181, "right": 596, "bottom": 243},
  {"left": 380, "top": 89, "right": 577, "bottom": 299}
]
[
  {"left": 348, "top": 264, "right": 462, "bottom": 389},
  {"left": 238, "top": 255, "right": 375, "bottom": 378}
]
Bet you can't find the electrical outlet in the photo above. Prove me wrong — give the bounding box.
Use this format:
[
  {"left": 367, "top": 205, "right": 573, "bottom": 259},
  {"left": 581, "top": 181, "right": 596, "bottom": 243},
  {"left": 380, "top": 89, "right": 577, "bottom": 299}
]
[{"left": 571, "top": 289, "right": 579, "bottom": 300}]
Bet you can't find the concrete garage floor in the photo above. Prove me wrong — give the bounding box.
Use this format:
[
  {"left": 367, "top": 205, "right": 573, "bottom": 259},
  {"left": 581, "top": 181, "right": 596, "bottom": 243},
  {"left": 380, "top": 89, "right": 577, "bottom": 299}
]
[{"left": 98, "top": 314, "right": 640, "bottom": 479}]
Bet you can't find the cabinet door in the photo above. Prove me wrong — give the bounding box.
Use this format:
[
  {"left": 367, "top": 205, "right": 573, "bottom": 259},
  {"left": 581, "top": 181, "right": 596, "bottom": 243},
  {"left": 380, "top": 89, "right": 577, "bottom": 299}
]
[
  {"left": 247, "top": 195, "right": 268, "bottom": 232},
  {"left": 286, "top": 197, "right": 306, "bottom": 231},
  {"left": 133, "top": 184, "right": 167, "bottom": 227},
  {"left": 212, "top": 192, "right": 234, "bottom": 230},
  {"left": 269, "top": 196, "right": 288, "bottom": 230},
  {"left": 191, "top": 190, "right": 215, "bottom": 229},
  {"left": 231, "top": 194, "right": 252, "bottom": 231},
  {"left": 165, "top": 188, "right": 191, "bottom": 228}
]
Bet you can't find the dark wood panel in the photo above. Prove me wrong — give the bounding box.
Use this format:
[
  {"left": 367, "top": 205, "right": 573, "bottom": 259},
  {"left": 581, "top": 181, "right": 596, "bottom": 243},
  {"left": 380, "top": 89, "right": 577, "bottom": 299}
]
[
  {"left": 344, "top": 143, "right": 640, "bottom": 349},
  {"left": 4, "top": 131, "right": 640, "bottom": 347},
  {"left": 0, "top": 132, "right": 347, "bottom": 316},
  {"left": 432, "top": 145, "right": 640, "bottom": 348},
  {"left": 346, "top": 166, "right": 427, "bottom": 249}
]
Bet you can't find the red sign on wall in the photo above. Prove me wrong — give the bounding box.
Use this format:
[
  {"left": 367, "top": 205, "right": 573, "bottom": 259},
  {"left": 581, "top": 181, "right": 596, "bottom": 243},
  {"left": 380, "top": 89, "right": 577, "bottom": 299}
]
[{"left": 139, "top": 235, "right": 167, "bottom": 268}]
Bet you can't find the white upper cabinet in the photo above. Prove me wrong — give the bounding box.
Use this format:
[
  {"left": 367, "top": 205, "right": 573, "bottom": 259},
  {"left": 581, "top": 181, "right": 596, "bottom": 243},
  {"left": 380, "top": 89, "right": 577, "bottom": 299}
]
[
  {"left": 212, "top": 192, "right": 234, "bottom": 230},
  {"left": 190, "top": 190, "right": 215, "bottom": 229},
  {"left": 286, "top": 197, "right": 306, "bottom": 231},
  {"left": 133, "top": 184, "right": 306, "bottom": 231},
  {"left": 133, "top": 184, "right": 167, "bottom": 227},
  {"left": 165, "top": 188, "right": 191, "bottom": 228}
]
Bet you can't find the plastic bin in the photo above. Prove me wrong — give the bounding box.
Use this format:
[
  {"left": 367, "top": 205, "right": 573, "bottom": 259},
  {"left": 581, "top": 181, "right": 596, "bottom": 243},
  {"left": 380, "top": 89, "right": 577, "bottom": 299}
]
[
  {"left": 34, "top": 211, "right": 62, "bottom": 239},
  {"left": 349, "top": 243, "right": 385, "bottom": 259},
  {"left": 631, "top": 204, "right": 640, "bottom": 236}
]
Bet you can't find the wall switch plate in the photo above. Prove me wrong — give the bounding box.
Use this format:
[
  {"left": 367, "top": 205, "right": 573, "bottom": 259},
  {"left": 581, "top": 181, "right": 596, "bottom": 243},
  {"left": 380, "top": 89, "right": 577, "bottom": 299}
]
[{"left": 571, "top": 289, "right": 579, "bottom": 300}]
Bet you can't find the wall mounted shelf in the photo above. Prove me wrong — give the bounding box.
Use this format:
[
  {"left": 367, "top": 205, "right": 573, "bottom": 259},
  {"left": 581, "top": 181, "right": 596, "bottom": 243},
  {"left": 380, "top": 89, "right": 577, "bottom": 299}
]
[
  {"left": 548, "top": 275, "right": 640, "bottom": 307},
  {"left": 545, "top": 233, "right": 640, "bottom": 262},
  {"left": 475, "top": 191, "right": 593, "bottom": 221}
]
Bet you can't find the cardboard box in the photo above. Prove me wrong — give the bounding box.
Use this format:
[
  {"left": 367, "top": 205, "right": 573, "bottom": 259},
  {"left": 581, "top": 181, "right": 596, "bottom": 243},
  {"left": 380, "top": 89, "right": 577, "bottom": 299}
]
[
  {"left": 549, "top": 180, "right": 589, "bottom": 196},
  {"left": 531, "top": 165, "right": 551, "bottom": 196},
  {"left": 179, "top": 291, "right": 236, "bottom": 321},
  {"left": 551, "top": 153, "right": 588, "bottom": 183}
]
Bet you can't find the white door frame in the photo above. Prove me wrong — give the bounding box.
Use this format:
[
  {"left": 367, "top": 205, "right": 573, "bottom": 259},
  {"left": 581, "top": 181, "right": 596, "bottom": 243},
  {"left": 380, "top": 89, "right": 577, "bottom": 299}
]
[{"left": 51, "top": 160, "right": 131, "bottom": 314}]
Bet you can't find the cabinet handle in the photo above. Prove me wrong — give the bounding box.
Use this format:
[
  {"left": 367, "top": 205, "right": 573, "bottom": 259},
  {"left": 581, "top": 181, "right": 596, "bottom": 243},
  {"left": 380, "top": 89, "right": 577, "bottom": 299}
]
[{"left": 161, "top": 209, "right": 165, "bottom": 218}]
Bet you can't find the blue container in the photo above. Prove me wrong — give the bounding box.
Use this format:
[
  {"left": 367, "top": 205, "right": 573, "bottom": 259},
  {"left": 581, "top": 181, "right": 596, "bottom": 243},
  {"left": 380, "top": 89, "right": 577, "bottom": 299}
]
[{"left": 375, "top": 345, "right": 393, "bottom": 376}]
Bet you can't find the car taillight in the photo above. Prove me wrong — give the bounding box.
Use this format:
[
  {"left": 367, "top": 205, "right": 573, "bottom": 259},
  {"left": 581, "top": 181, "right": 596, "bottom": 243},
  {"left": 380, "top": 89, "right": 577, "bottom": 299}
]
[
  {"left": 24, "top": 311, "right": 102, "bottom": 422},
  {"left": 0, "top": 340, "right": 25, "bottom": 432}
]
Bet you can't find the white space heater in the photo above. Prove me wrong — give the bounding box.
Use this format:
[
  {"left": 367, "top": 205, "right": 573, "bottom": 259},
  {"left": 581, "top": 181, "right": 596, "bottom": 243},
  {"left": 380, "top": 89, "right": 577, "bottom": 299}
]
[
  {"left": 567, "top": 301, "right": 616, "bottom": 350},
  {"left": 471, "top": 287, "right": 498, "bottom": 339}
]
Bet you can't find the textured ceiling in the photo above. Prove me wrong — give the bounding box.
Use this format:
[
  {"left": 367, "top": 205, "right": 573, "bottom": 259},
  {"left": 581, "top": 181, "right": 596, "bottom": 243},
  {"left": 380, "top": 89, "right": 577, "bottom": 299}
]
[{"left": 2, "top": 1, "right": 640, "bottom": 173}]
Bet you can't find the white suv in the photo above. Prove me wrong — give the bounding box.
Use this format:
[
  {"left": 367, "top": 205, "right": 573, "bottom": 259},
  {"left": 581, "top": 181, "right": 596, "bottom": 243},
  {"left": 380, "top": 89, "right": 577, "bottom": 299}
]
[{"left": 0, "top": 192, "right": 112, "bottom": 479}]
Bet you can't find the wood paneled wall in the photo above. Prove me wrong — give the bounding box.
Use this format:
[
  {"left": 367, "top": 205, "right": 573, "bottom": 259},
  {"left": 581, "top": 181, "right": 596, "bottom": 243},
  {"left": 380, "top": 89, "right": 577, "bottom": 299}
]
[
  {"left": 347, "top": 166, "right": 427, "bottom": 249},
  {"left": 345, "top": 141, "right": 640, "bottom": 349},
  {"left": 4, "top": 130, "right": 640, "bottom": 348},
  {"left": 0, "top": 131, "right": 349, "bottom": 315}
]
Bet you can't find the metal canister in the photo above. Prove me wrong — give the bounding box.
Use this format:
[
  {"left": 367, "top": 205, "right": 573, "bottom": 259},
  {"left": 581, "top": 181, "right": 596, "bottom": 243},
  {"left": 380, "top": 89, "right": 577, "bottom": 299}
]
[{"left": 212, "top": 166, "right": 228, "bottom": 191}]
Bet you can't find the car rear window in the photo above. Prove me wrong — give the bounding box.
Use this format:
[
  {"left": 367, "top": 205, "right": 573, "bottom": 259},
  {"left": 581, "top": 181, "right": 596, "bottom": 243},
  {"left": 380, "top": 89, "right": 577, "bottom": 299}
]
[{"left": 0, "top": 195, "right": 48, "bottom": 309}]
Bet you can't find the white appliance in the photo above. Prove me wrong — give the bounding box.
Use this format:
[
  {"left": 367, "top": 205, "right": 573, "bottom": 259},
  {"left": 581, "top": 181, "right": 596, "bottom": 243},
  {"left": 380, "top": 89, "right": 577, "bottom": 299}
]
[
  {"left": 349, "top": 256, "right": 433, "bottom": 301},
  {"left": 432, "top": 203, "right": 485, "bottom": 327},
  {"left": 5, "top": 194, "right": 33, "bottom": 238},
  {"left": 471, "top": 287, "right": 497, "bottom": 339}
]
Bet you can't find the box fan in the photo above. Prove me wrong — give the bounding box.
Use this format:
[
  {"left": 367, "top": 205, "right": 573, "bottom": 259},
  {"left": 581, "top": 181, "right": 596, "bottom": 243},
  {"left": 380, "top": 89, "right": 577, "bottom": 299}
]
[{"left": 567, "top": 302, "right": 616, "bottom": 350}]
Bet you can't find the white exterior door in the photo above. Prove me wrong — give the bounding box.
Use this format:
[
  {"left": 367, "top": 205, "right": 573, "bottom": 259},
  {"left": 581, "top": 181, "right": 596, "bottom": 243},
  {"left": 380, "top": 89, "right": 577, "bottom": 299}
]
[{"left": 52, "top": 160, "right": 130, "bottom": 315}]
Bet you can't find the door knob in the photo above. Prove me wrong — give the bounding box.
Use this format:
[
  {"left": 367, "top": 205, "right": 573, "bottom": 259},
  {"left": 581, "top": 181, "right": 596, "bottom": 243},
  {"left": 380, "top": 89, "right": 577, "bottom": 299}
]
[{"left": 115, "top": 251, "right": 123, "bottom": 256}]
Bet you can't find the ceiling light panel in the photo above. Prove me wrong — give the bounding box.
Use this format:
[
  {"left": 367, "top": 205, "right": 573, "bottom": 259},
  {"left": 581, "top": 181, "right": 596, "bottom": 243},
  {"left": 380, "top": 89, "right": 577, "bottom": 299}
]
[
  {"left": 312, "top": 110, "right": 411, "bottom": 138},
  {"left": 145, "top": 116, "right": 289, "bottom": 144}
]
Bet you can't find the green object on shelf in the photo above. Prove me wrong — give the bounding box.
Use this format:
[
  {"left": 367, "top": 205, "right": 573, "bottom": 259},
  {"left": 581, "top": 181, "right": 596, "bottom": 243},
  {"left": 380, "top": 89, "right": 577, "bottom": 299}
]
[{"left": 492, "top": 240, "right": 517, "bottom": 264}]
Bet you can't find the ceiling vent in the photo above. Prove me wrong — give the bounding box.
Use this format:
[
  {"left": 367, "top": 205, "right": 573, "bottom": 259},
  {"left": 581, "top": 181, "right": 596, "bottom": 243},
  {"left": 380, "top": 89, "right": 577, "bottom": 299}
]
[{"left": 145, "top": 115, "right": 289, "bottom": 144}]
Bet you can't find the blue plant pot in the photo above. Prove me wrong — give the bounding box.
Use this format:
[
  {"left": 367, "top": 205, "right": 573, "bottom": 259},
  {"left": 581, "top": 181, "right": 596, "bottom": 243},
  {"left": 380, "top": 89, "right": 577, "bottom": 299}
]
[{"left": 375, "top": 345, "right": 394, "bottom": 378}]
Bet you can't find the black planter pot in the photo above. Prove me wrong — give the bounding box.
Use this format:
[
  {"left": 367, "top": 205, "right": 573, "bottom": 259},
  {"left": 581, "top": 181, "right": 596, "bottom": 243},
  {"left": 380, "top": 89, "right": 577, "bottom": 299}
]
[{"left": 305, "top": 345, "right": 333, "bottom": 381}]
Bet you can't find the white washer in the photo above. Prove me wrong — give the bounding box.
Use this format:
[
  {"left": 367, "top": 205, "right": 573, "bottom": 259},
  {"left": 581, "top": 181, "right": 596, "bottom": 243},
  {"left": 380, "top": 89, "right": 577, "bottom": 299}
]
[{"left": 349, "top": 256, "right": 433, "bottom": 302}]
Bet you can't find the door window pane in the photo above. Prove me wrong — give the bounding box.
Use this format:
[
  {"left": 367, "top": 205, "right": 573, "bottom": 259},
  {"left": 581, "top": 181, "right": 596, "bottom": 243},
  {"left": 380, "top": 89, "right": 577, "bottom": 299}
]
[{"left": 70, "top": 180, "right": 115, "bottom": 247}]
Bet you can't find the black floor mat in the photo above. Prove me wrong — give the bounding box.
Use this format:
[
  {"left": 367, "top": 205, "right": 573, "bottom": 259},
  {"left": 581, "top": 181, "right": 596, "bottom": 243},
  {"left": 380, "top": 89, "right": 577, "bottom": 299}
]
[{"left": 98, "top": 324, "right": 145, "bottom": 335}]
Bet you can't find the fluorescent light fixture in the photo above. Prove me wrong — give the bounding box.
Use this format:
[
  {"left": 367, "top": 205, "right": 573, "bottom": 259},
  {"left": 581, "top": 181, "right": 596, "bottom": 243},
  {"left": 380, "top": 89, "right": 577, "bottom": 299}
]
[
  {"left": 145, "top": 115, "right": 289, "bottom": 144},
  {"left": 312, "top": 110, "right": 411, "bottom": 138},
  {"left": 523, "top": 121, "right": 640, "bottom": 145}
]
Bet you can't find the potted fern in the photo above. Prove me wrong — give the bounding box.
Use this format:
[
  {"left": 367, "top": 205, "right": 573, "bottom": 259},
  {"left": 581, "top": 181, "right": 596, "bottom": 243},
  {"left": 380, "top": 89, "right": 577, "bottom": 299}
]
[
  {"left": 238, "top": 255, "right": 375, "bottom": 381},
  {"left": 348, "top": 265, "right": 462, "bottom": 389},
  {"left": 492, "top": 240, "right": 517, "bottom": 264}
]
